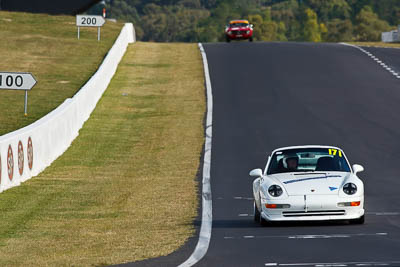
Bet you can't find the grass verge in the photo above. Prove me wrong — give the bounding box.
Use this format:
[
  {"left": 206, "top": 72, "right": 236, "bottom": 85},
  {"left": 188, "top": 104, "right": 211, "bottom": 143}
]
[
  {"left": 349, "top": 41, "right": 400, "bottom": 48},
  {"left": 0, "top": 41, "right": 204, "bottom": 266},
  {"left": 0, "top": 11, "right": 123, "bottom": 135}
]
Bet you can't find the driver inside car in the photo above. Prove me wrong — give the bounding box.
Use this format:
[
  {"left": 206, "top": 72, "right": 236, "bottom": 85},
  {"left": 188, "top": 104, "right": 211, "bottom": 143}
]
[{"left": 283, "top": 154, "right": 299, "bottom": 172}]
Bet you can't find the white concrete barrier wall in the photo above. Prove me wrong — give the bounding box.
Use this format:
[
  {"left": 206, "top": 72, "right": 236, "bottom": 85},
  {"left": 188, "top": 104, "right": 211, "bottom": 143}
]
[
  {"left": 382, "top": 31, "right": 392, "bottom": 42},
  {"left": 382, "top": 26, "right": 400, "bottom": 43},
  {"left": 0, "top": 23, "right": 135, "bottom": 192}
]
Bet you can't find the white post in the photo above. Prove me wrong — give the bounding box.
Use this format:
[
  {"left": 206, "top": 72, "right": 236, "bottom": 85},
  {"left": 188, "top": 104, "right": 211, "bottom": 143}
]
[
  {"left": 78, "top": 26, "right": 80, "bottom": 39},
  {"left": 24, "top": 90, "right": 28, "bottom": 116},
  {"left": 98, "top": 27, "right": 100, "bottom": 41}
]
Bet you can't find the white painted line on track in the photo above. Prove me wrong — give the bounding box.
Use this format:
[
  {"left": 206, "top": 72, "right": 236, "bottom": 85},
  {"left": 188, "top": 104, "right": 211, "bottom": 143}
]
[
  {"left": 340, "top": 42, "right": 400, "bottom": 81},
  {"left": 224, "top": 233, "right": 387, "bottom": 240},
  {"left": 265, "top": 261, "right": 400, "bottom": 266},
  {"left": 366, "top": 212, "right": 400, "bottom": 216},
  {"left": 178, "top": 43, "right": 213, "bottom": 267},
  {"left": 234, "top": 196, "right": 254, "bottom": 200}
]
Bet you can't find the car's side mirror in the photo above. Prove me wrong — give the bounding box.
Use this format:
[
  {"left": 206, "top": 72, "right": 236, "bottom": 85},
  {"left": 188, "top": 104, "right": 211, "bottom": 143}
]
[
  {"left": 353, "top": 164, "right": 364, "bottom": 174},
  {"left": 249, "top": 168, "right": 263, "bottom": 177},
  {"left": 250, "top": 24, "right": 254, "bottom": 28}
]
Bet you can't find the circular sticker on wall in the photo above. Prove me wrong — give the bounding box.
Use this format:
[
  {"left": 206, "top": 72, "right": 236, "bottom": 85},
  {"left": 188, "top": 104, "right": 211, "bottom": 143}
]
[
  {"left": 27, "top": 137, "right": 33, "bottom": 170},
  {"left": 18, "top": 141, "right": 24, "bottom": 176},
  {"left": 7, "top": 145, "right": 14, "bottom": 181}
]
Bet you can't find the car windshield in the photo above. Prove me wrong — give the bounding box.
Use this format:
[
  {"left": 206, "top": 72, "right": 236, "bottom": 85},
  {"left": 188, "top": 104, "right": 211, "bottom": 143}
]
[
  {"left": 267, "top": 148, "right": 351, "bottom": 175},
  {"left": 230, "top": 23, "right": 248, "bottom": 27}
]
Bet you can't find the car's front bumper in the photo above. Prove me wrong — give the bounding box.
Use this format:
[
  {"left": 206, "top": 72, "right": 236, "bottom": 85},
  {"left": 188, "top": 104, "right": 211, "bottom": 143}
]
[
  {"left": 260, "top": 195, "right": 364, "bottom": 221},
  {"left": 226, "top": 33, "right": 252, "bottom": 40}
]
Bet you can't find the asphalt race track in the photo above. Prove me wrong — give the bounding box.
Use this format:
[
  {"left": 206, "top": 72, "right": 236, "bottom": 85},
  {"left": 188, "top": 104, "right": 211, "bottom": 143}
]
[
  {"left": 360, "top": 46, "right": 400, "bottom": 75},
  {"left": 195, "top": 42, "right": 400, "bottom": 267},
  {"left": 124, "top": 43, "right": 400, "bottom": 267}
]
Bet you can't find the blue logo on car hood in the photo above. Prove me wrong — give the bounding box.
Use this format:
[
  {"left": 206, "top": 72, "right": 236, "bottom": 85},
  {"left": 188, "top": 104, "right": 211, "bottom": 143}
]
[{"left": 329, "top": 186, "right": 338, "bottom": 191}]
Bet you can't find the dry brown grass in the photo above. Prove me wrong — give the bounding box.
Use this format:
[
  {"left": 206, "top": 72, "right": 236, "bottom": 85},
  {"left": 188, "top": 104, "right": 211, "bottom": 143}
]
[
  {"left": 349, "top": 41, "right": 400, "bottom": 48},
  {"left": 0, "top": 42, "right": 204, "bottom": 266}
]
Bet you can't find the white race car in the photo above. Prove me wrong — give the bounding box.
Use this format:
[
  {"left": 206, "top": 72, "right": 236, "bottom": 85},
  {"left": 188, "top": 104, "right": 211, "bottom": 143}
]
[{"left": 250, "top": 145, "right": 365, "bottom": 225}]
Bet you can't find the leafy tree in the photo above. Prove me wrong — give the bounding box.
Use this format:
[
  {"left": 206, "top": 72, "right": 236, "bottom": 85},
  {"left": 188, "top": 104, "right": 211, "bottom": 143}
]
[
  {"left": 271, "top": 0, "right": 299, "bottom": 25},
  {"left": 325, "top": 19, "right": 353, "bottom": 42},
  {"left": 140, "top": 3, "right": 209, "bottom": 41},
  {"left": 302, "top": 8, "right": 322, "bottom": 42},
  {"left": 248, "top": 7, "right": 287, "bottom": 42},
  {"left": 178, "top": 0, "right": 201, "bottom": 9},
  {"left": 306, "top": 0, "right": 351, "bottom": 20},
  {"left": 354, "top": 6, "right": 391, "bottom": 41},
  {"left": 248, "top": 14, "right": 264, "bottom": 40},
  {"left": 320, "top": 22, "right": 328, "bottom": 41},
  {"left": 248, "top": 14, "right": 278, "bottom": 41},
  {"left": 89, "top": 0, "right": 399, "bottom": 42},
  {"left": 276, "top": 21, "right": 287, "bottom": 41}
]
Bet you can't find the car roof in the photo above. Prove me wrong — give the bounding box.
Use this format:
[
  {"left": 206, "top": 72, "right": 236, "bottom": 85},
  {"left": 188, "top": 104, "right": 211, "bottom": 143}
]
[
  {"left": 230, "top": 20, "right": 249, "bottom": 24},
  {"left": 271, "top": 145, "right": 344, "bottom": 154}
]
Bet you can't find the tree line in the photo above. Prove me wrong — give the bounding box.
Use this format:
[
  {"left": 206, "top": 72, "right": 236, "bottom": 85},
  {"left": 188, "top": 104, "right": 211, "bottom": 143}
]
[{"left": 88, "top": 0, "right": 400, "bottom": 42}]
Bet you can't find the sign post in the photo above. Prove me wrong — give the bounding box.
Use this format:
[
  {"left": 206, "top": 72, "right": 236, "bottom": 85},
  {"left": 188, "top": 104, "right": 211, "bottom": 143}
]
[
  {"left": 0, "top": 72, "right": 37, "bottom": 116},
  {"left": 76, "top": 15, "right": 106, "bottom": 41}
]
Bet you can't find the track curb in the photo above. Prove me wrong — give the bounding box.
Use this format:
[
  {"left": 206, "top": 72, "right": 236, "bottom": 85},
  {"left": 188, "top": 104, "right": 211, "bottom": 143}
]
[{"left": 177, "top": 43, "right": 213, "bottom": 267}]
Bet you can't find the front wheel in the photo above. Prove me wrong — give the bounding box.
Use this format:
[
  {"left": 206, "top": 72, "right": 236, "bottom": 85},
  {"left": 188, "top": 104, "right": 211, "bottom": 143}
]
[
  {"left": 260, "top": 214, "right": 269, "bottom": 226},
  {"left": 226, "top": 36, "right": 231, "bottom": 43},
  {"left": 350, "top": 215, "right": 365, "bottom": 224},
  {"left": 249, "top": 37, "right": 253, "bottom": 42},
  {"left": 254, "top": 201, "right": 269, "bottom": 226}
]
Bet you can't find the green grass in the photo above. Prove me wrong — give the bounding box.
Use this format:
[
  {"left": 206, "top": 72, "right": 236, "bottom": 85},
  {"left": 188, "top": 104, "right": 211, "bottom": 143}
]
[
  {"left": 0, "top": 11, "right": 123, "bottom": 135},
  {"left": 349, "top": 41, "right": 400, "bottom": 48},
  {"left": 0, "top": 42, "right": 204, "bottom": 266}
]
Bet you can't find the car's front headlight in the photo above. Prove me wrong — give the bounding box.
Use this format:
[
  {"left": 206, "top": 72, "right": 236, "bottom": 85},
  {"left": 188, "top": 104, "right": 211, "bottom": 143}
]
[
  {"left": 246, "top": 30, "right": 250, "bottom": 34},
  {"left": 268, "top": 185, "right": 283, "bottom": 197},
  {"left": 228, "top": 31, "right": 232, "bottom": 34},
  {"left": 343, "top": 183, "right": 357, "bottom": 195}
]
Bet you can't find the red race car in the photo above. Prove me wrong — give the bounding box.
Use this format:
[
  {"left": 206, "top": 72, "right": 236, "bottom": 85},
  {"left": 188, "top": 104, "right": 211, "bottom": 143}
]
[{"left": 225, "top": 20, "right": 253, "bottom": 42}]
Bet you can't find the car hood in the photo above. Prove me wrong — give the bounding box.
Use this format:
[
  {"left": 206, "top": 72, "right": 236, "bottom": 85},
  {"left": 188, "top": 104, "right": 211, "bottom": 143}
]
[{"left": 269, "top": 172, "right": 350, "bottom": 196}]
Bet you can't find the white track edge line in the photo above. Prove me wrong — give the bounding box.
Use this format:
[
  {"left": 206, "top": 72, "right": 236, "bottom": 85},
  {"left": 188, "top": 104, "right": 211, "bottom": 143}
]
[
  {"left": 340, "top": 42, "right": 399, "bottom": 80},
  {"left": 177, "top": 43, "right": 213, "bottom": 267}
]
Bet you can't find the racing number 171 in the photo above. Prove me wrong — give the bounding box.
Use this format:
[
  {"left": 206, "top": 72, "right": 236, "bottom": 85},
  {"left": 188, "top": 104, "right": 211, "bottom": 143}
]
[{"left": 329, "top": 148, "right": 342, "bottom": 157}]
